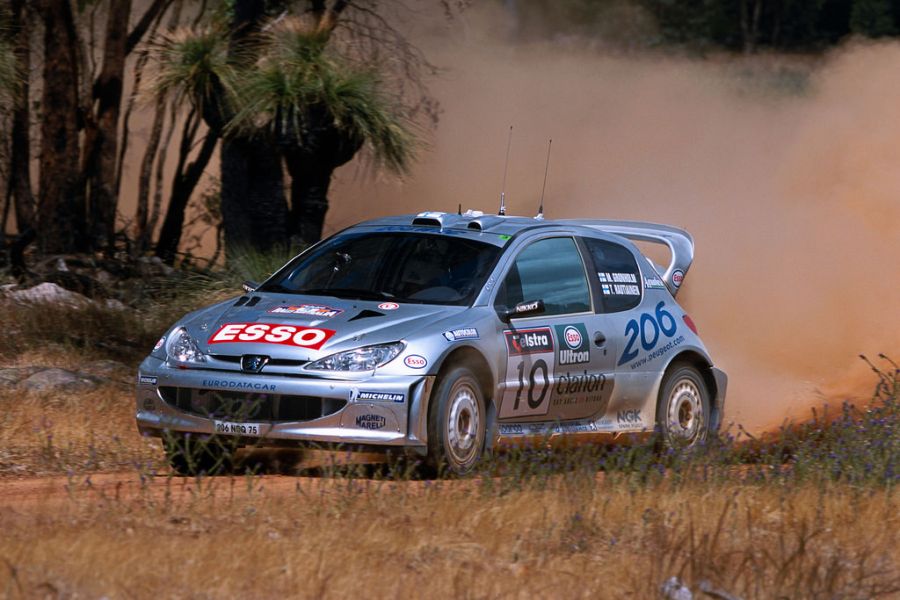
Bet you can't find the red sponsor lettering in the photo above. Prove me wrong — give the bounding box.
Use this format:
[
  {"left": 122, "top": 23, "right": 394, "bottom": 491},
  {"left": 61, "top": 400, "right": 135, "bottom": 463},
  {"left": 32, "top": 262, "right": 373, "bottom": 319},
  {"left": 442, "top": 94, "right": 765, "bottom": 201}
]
[{"left": 208, "top": 323, "right": 335, "bottom": 349}]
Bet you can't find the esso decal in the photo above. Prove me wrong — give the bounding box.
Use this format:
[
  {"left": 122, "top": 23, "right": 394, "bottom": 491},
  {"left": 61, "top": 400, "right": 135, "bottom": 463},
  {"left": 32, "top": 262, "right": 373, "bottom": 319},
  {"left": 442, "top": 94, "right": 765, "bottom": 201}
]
[
  {"left": 208, "top": 323, "right": 335, "bottom": 350},
  {"left": 563, "top": 326, "right": 582, "bottom": 350},
  {"left": 153, "top": 336, "right": 165, "bottom": 351},
  {"left": 404, "top": 355, "right": 427, "bottom": 369},
  {"left": 672, "top": 270, "right": 684, "bottom": 288},
  {"left": 378, "top": 302, "right": 399, "bottom": 310}
]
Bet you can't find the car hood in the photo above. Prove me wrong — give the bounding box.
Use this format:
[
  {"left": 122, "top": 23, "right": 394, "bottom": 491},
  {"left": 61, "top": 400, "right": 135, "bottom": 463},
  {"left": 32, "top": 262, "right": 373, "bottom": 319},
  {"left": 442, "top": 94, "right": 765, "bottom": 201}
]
[{"left": 188, "top": 293, "right": 465, "bottom": 360}]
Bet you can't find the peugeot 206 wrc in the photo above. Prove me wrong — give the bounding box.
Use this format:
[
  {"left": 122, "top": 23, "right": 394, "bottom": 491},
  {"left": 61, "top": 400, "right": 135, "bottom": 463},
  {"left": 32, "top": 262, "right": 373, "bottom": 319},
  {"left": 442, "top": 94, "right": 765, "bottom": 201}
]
[{"left": 136, "top": 211, "right": 727, "bottom": 474}]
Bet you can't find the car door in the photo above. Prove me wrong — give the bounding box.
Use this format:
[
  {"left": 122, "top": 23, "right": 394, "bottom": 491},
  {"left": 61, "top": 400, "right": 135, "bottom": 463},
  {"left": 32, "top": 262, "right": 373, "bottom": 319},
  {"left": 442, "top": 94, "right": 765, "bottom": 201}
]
[{"left": 493, "top": 236, "right": 616, "bottom": 423}]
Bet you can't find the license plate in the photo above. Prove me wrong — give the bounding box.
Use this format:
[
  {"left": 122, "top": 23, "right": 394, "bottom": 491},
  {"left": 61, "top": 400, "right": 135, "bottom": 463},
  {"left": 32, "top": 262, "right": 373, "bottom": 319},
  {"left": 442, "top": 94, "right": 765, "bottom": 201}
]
[{"left": 214, "top": 420, "right": 265, "bottom": 437}]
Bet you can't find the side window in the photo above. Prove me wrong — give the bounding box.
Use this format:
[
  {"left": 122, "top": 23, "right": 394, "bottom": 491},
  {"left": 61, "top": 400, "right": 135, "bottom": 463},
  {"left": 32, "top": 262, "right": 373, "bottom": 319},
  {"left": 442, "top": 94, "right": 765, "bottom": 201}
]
[
  {"left": 583, "top": 238, "right": 642, "bottom": 312},
  {"left": 495, "top": 237, "right": 591, "bottom": 317}
]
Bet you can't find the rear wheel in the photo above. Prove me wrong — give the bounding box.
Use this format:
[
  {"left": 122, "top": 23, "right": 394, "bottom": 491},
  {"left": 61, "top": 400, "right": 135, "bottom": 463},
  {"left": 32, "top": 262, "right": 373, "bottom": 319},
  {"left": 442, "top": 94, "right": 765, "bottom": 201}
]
[
  {"left": 656, "top": 364, "right": 711, "bottom": 451},
  {"left": 163, "top": 433, "right": 234, "bottom": 475},
  {"left": 427, "top": 366, "right": 487, "bottom": 476}
]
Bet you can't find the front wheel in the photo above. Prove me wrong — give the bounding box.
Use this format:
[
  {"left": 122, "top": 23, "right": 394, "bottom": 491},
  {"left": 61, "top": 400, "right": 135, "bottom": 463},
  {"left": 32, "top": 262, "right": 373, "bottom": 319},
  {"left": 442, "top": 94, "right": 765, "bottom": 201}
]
[
  {"left": 427, "top": 366, "right": 487, "bottom": 476},
  {"left": 656, "top": 364, "right": 711, "bottom": 451}
]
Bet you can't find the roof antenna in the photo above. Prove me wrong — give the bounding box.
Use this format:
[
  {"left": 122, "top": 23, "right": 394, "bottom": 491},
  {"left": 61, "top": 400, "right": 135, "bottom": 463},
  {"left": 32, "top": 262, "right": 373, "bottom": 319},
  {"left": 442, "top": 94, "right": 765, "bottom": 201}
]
[
  {"left": 458, "top": 203, "right": 462, "bottom": 215},
  {"left": 499, "top": 126, "right": 513, "bottom": 216},
  {"left": 536, "top": 138, "right": 552, "bottom": 220}
]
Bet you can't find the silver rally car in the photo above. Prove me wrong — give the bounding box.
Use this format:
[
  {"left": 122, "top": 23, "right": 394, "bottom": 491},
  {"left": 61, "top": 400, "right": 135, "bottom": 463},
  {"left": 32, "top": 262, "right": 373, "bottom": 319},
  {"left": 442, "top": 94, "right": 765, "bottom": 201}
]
[{"left": 136, "top": 210, "right": 727, "bottom": 474}]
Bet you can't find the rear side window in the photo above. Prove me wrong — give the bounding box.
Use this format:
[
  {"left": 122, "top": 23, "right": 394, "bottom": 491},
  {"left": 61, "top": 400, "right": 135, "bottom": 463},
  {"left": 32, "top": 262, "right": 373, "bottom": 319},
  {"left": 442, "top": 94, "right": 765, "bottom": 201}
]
[
  {"left": 495, "top": 237, "right": 591, "bottom": 317},
  {"left": 583, "top": 238, "right": 642, "bottom": 312}
]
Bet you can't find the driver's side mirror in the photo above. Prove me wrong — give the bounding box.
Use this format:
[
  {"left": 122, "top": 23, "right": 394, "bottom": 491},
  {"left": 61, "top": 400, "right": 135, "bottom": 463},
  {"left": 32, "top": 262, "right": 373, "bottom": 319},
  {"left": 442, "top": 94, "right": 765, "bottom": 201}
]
[
  {"left": 242, "top": 280, "right": 259, "bottom": 293},
  {"left": 498, "top": 299, "right": 545, "bottom": 323}
]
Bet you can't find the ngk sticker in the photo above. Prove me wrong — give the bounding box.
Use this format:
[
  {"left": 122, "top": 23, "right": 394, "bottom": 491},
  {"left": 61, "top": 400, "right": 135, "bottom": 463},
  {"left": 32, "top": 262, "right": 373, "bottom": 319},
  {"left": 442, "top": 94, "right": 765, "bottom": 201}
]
[{"left": 208, "top": 323, "right": 335, "bottom": 349}]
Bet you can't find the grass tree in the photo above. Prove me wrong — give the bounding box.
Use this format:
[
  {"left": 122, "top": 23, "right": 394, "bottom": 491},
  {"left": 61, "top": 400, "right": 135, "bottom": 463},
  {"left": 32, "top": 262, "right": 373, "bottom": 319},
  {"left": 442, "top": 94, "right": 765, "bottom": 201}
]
[{"left": 230, "top": 18, "right": 415, "bottom": 246}]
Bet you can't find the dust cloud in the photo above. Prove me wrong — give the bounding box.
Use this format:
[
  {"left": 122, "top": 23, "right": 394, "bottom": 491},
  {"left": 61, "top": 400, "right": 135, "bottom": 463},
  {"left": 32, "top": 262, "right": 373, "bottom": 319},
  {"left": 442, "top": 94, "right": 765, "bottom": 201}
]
[{"left": 328, "top": 13, "right": 900, "bottom": 432}]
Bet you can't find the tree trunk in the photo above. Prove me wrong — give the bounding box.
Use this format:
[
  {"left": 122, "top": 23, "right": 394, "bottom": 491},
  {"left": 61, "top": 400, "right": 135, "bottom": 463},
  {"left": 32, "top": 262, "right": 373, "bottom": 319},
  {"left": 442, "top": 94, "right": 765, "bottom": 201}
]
[
  {"left": 218, "top": 0, "right": 287, "bottom": 261},
  {"left": 135, "top": 94, "right": 166, "bottom": 253},
  {"left": 282, "top": 106, "right": 363, "bottom": 246},
  {"left": 155, "top": 122, "right": 219, "bottom": 264},
  {"left": 220, "top": 135, "right": 287, "bottom": 259},
  {"left": 83, "top": 0, "right": 132, "bottom": 252},
  {"left": 286, "top": 158, "right": 334, "bottom": 247},
  {"left": 36, "top": 0, "right": 85, "bottom": 253},
  {"left": 9, "top": 0, "right": 34, "bottom": 232}
]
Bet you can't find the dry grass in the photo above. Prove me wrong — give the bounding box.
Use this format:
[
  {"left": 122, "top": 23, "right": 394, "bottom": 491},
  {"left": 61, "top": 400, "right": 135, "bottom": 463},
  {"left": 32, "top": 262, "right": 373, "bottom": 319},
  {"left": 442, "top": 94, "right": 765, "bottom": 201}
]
[{"left": 0, "top": 477, "right": 897, "bottom": 599}]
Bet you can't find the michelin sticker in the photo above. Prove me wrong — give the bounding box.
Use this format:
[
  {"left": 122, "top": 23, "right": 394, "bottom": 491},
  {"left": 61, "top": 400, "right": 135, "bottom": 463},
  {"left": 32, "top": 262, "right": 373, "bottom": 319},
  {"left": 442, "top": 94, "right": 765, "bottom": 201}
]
[{"left": 357, "top": 391, "right": 405, "bottom": 403}]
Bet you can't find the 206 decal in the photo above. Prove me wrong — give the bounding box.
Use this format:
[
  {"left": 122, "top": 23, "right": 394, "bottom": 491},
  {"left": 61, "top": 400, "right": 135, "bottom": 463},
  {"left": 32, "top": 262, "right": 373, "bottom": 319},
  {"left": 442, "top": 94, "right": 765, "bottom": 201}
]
[{"left": 618, "top": 302, "right": 678, "bottom": 366}]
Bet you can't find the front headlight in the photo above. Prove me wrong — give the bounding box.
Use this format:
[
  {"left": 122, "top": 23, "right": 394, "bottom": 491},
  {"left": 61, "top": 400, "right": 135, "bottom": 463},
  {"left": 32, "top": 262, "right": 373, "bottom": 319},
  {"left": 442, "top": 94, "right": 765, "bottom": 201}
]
[
  {"left": 165, "top": 327, "right": 207, "bottom": 364},
  {"left": 305, "top": 342, "right": 404, "bottom": 372}
]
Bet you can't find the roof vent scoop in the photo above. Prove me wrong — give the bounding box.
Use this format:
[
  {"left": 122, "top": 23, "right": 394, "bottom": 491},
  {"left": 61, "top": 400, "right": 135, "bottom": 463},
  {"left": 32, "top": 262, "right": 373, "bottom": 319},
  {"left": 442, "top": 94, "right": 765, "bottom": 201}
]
[
  {"left": 412, "top": 211, "right": 445, "bottom": 228},
  {"left": 467, "top": 221, "right": 483, "bottom": 231}
]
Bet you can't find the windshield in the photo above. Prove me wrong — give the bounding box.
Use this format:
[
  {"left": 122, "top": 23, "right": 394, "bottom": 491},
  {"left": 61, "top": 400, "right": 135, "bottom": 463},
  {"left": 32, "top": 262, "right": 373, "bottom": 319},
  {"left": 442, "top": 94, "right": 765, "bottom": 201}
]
[{"left": 260, "top": 232, "right": 502, "bottom": 306}]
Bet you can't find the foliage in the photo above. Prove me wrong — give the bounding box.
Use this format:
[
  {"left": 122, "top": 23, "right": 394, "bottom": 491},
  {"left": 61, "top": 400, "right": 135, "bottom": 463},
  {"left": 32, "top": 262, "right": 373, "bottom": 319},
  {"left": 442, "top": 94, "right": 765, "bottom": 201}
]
[
  {"left": 230, "top": 18, "right": 415, "bottom": 174},
  {"left": 148, "top": 25, "right": 235, "bottom": 119}
]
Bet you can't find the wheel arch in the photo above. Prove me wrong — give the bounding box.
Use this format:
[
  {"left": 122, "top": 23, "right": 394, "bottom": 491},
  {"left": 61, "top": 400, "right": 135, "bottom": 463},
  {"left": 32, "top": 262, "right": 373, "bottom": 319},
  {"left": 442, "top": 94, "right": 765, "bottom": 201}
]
[
  {"left": 659, "top": 350, "right": 722, "bottom": 432},
  {"left": 434, "top": 345, "right": 497, "bottom": 449}
]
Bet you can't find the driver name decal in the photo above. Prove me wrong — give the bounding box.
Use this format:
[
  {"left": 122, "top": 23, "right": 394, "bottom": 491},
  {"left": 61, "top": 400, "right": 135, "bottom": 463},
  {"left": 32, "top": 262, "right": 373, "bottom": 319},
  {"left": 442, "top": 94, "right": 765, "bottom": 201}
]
[{"left": 208, "top": 323, "right": 335, "bottom": 349}]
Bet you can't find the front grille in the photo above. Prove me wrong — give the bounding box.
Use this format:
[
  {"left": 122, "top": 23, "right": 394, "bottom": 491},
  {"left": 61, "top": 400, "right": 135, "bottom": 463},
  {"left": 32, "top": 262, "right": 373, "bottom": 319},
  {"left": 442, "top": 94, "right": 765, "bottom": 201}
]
[
  {"left": 208, "top": 354, "right": 308, "bottom": 368},
  {"left": 159, "top": 386, "right": 345, "bottom": 422}
]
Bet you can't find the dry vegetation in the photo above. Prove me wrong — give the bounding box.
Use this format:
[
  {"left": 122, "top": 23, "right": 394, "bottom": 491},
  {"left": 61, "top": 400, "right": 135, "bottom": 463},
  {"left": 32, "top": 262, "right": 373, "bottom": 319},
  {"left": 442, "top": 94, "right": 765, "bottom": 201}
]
[
  {"left": 0, "top": 473, "right": 897, "bottom": 598},
  {"left": 0, "top": 287, "right": 897, "bottom": 598}
]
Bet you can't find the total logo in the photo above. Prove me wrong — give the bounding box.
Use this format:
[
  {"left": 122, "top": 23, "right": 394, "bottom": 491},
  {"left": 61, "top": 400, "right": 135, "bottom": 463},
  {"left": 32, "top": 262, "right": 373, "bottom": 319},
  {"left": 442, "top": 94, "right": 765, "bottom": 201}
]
[
  {"left": 671, "top": 270, "right": 685, "bottom": 288},
  {"left": 404, "top": 355, "right": 427, "bottom": 369}
]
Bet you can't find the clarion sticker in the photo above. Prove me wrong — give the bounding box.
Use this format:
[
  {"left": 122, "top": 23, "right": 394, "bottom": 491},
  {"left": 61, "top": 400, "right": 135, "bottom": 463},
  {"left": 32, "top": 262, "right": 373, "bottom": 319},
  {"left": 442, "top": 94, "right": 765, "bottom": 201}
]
[
  {"left": 268, "top": 304, "right": 343, "bottom": 318},
  {"left": 357, "top": 391, "right": 405, "bottom": 403},
  {"left": 138, "top": 375, "right": 158, "bottom": 385},
  {"left": 443, "top": 327, "right": 479, "bottom": 342},
  {"left": 404, "top": 355, "right": 427, "bottom": 369},
  {"left": 355, "top": 414, "right": 386, "bottom": 430},
  {"left": 202, "top": 379, "right": 277, "bottom": 391},
  {"left": 207, "top": 323, "right": 335, "bottom": 349},
  {"left": 505, "top": 327, "right": 554, "bottom": 355}
]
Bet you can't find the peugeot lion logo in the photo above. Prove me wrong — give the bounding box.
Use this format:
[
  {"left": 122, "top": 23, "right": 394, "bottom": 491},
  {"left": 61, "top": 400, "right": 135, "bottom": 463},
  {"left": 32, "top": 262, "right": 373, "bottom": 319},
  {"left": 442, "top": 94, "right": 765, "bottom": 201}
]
[{"left": 240, "top": 355, "right": 269, "bottom": 373}]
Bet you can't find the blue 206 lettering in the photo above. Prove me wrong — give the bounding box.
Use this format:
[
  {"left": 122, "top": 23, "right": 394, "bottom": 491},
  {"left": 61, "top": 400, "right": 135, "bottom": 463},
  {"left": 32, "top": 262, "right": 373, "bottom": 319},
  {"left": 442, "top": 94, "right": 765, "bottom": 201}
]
[{"left": 618, "top": 302, "right": 678, "bottom": 366}]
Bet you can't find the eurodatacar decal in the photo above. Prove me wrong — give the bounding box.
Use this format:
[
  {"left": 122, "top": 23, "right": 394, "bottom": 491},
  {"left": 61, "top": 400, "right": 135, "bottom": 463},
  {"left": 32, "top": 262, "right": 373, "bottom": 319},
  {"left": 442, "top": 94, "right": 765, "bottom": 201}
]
[{"left": 555, "top": 323, "right": 589, "bottom": 365}]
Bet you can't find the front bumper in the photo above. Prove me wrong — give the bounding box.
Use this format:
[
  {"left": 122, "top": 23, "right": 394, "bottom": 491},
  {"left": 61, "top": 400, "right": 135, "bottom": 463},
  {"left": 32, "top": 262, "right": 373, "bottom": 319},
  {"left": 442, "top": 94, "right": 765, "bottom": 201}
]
[{"left": 135, "top": 356, "right": 434, "bottom": 449}]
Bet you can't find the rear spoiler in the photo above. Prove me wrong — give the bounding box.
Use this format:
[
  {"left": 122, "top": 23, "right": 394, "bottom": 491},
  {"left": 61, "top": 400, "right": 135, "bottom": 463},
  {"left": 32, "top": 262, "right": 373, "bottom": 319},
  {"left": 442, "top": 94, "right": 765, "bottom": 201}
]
[{"left": 559, "top": 219, "right": 694, "bottom": 297}]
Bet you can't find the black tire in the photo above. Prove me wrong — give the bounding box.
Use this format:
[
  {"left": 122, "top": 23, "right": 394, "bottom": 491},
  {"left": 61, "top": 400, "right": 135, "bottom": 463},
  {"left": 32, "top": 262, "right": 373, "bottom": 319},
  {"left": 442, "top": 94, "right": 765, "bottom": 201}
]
[
  {"left": 656, "top": 363, "right": 711, "bottom": 451},
  {"left": 163, "top": 434, "right": 234, "bottom": 476},
  {"left": 426, "top": 366, "right": 487, "bottom": 476}
]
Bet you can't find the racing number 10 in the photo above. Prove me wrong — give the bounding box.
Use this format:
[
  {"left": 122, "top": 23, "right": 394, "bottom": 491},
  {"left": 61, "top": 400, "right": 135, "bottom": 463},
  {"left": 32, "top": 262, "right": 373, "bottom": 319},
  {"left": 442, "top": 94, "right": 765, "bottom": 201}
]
[
  {"left": 514, "top": 359, "right": 549, "bottom": 410},
  {"left": 618, "top": 302, "right": 678, "bottom": 366}
]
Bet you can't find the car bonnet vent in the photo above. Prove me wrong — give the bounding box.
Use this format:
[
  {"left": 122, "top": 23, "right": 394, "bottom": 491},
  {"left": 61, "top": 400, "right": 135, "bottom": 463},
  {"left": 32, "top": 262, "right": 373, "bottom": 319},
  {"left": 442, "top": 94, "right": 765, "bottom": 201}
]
[{"left": 349, "top": 309, "right": 384, "bottom": 322}]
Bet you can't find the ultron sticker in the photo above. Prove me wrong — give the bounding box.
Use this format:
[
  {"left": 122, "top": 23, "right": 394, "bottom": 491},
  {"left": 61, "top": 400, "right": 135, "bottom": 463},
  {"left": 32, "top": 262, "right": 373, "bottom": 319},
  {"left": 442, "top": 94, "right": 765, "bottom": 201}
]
[{"left": 208, "top": 323, "right": 335, "bottom": 349}]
